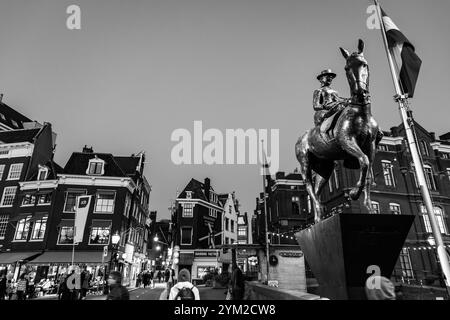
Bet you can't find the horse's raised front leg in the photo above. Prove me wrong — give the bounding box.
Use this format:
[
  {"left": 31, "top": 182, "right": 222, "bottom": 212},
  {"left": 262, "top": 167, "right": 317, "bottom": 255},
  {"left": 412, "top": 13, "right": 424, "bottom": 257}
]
[
  {"left": 341, "top": 137, "right": 369, "bottom": 200},
  {"left": 363, "top": 141, "right": 376, "bottom": 214}
]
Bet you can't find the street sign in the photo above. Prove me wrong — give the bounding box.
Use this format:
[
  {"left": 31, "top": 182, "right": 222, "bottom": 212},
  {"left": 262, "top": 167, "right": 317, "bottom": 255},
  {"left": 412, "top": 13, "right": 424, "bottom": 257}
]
[{"left": 103, "top": 245, "right": 108, "bottom": 257}]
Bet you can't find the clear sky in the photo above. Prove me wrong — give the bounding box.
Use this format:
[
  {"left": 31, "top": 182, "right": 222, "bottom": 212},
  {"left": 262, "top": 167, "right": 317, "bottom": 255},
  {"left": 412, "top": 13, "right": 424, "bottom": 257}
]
[{"left": 1, "top": 0, "right": 450, "bottom": 220}]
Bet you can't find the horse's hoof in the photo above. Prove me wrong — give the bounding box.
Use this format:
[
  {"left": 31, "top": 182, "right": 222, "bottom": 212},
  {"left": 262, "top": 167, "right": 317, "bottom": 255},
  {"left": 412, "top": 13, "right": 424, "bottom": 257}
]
[{"left": 349, "top": 188, "right": 360, "bottom": 200}]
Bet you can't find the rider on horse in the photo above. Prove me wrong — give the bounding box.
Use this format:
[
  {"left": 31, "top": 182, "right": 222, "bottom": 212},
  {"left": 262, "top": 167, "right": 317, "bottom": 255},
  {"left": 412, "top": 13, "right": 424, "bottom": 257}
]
[{"left": 312, "top": 69, "right": 350, "bottom": 134}]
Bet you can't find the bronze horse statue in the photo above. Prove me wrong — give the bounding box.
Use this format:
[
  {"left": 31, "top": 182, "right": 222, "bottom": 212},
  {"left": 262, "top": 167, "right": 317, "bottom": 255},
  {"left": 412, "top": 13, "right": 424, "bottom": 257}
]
[{"left": 295, "top": 39, "right": 382, "bottom": 223}]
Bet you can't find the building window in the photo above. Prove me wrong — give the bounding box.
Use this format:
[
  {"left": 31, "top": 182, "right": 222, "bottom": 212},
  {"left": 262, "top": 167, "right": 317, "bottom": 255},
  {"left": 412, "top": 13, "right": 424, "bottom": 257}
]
[
  {"left": 420, "top": 141, "right": 429, "bottom": 156},
  {"left": 181, "top": 227, "right": 193, "bottom": 245},
  {"left": 382, "top": 161, "right": 395, "bottom": 187},
  {"left": 447, "top": 168, "right": 450, "bottom": 182},
  {"left": 11, "top": 120, "right": 19, "bottom": 128},
  {"left": 21, "top": 194, "right": 36, "bottom": 206},
  {"left": 182, "top": 203, "right": 193, "bottom": 217},
  {"left": 377, "top": 144, "right": 389, "bottom": 151},
  {"left": 209, "top": 208, "right": 217, "bottom": 218},
  {"left": 89, "top": 223, "right": 111, "bottom": 245},
  {"left": 0, "top": 164, "right": 5, "bottom": 180},
  {"left": 292, "top": 196, "right": 300, "bottom": 215},
  {"left": 225, "top": 218, "right": 229, "bottom": 231},
  {"left": 307, "top": 195, "right": 311, "bottom": 213},
  {"left": 123, "top": 194, "right": 131, "bottom": 217},
  {"left": 434, "top": 207, "right": 447, "bottom": 234},
  {"left": 421, "top": 205, "right": 447, "bottom": 234},
  {"left": 371, "top": 201, "right": 380, "bottom": 214},
  {"left": 231, "top": 220, "right": 235, "bottom": 233},
  {"left": 63, "top": 190, "right": 87, "bottom": 212},
  {"left": 186, "top": 191, "right": 192, "bottom": 199},
  {"left": 423, "top": 165, "right": 436, "bottom": 190},
  {"left": 7, "top": 163, "right": 23, "bottom": 180},
  {"left": 399, "top": 248, "right": 414, "bottom": 279},
  {"left": 58, "top": 226, "right": 74, "bottom": 244},
  {"left": 94, "top": 191, "right": 115, "bottom": 213},
  {"left": 328, "top": 178, "right": 333, "bottom": 193},
  {"left": 31, "top": 216, "right": 48, "bottom": 240},
  {"left": 0, "top": 186, "right": 17, "bottom": 207},
  {"left": 229, "top": 205, "right": 232, "bottom": 214},
  {"left": 389, "top": 203, "right": 401, "bottom": 215},
  {"left": 87, "top": 157, "right": 105, "bottom": 175},
  {"left": 14, "top": 215, "right": 31, "bottom": 241},
  {"left": 37, "top": 193, "right": 52, "bottom": 205},
  {"left": 334, "top": 169, "right": 340, "bottom": 189},
  {"left": 225, "top": 237, "right": 229, "bottom": 244},
  {"left": 238, "top": 228, "right": 246, "bottom": 236},
  {"left": 37, "top": 165, "right": 49, "bottom": 181},
  {"left": 0, "top": 215, "right": 8, "bottom": 239},
  {"left": 0, "top": 113, "right": 5, "bottom": 120}
]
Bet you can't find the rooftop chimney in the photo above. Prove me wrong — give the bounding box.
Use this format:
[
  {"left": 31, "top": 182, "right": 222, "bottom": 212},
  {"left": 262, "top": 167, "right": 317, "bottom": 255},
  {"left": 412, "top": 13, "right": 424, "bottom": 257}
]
[
  {"left": 82, "top": 145, "right": 94, "bottom": 153},
  {"left": 204, "top": 178, "right": 211, "bottom": 201}
]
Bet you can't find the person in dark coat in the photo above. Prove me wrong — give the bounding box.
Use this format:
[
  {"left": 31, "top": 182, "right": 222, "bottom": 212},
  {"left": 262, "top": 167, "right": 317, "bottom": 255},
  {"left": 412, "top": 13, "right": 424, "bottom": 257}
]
[
  {"left": 0, "top": 274, "right": 7, "bottom": 300},
  {"left": 230, "top": 262, "right": 245, "bottom": 300},
  {"left": 157, "top": 270, "right": 162, "bottom": 283},
  {"left": 164, "top": 268, "right": 171, "bottom": 283},
  {"left": 106, "top": 271, "right": 129, "bottom": 300}
]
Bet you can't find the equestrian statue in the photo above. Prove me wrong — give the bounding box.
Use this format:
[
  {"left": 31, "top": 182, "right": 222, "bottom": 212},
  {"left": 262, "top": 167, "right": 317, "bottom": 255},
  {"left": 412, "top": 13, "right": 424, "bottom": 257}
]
[{"left": 295, "top": 39, "right": 383, "bottom": 223}]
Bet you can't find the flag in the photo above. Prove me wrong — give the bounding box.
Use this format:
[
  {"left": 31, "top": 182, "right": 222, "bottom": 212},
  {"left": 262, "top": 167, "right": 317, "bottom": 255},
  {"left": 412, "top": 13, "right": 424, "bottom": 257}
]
[
  {"left": 381, "top": 7, "right": 422, "bottom": 98},
  {"left": 74, "top": 195, "right": 91, "bottom": 243}
]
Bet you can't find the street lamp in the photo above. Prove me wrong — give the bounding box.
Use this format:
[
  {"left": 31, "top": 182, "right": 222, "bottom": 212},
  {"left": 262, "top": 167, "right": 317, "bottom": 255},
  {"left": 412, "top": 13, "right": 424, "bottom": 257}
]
[
  {"left": 112, "top": 232, "right": 121, "bottom": 246},
  {"left": 156, "top": 245, "right": 161, "bottom": 251}
]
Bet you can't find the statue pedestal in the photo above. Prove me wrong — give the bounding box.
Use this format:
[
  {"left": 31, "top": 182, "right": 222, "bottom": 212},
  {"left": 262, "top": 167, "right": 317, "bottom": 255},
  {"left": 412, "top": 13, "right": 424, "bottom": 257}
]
[{"left": 295, "top": 213, "right": 414, "bottom": 300}]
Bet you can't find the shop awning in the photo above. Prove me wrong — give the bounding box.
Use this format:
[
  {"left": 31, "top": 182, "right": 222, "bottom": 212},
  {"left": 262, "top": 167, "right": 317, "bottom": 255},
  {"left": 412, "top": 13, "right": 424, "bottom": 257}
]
[
  {"left": 28, "top": 213, "right": 48, "bottom": 222},
  {"left": 8, "top": 214, "right": 31, "bottom": 222},
  {"left": 27, "top": 251, "right": 111, "bottom": 264},
  {"left": 57, "top": 219, "right": 74, "bottom": 228},
  {"left": 179, "top": 253, "right": 194, "bottom": 265},
  {"left": 91, "top": 220, "right": 112, "bottom": 228},
  {"left": 0, "top": 252, "right": 42, "bottom": 264}
]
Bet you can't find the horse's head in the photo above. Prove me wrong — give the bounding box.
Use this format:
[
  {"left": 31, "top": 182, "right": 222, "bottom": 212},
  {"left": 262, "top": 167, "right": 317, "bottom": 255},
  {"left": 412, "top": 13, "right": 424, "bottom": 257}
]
[{"left": 340, "top": 39, "right": 369, "bottom": 103}]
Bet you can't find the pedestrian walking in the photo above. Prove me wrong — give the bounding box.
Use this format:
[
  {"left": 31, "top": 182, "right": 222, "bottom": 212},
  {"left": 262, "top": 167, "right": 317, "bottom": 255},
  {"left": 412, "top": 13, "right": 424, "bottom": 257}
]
[
  {"left": 157, "top": 270, "right": 162, "bottom": 283},
  {"left": 106, "top": 271, "right": 129, "bottom": 300},
  {"left": 80, "top": 267, "right": 91, "bottom": 300},
  {"left": 149, "top": 270, "right": 154, "bottom": 288},
  {"left": 168, "top": 269, "right": 200, "bottom": 300},
  {"left": 0, "top": 274, "right": 6, "bottom": 300},
  {"left": 16, "top": 274, "right": 28, "bottom": 300},
  {"left": 164, "top": 268, "right": 171, "bottom": 283},
  {"left": 230, "top": 262, "right": 245, "bottom": 300},
  {"left": 171, "top": 268, "right": 175, "bottom": 284}
]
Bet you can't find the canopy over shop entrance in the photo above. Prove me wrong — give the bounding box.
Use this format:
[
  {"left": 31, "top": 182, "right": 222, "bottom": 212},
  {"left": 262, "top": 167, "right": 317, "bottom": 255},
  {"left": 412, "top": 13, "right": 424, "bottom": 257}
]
[
  {"left": 28, "top": 251, "right": 111, "bottom": 264},
  {"left": 0, "top": 252, "right": 42, "bottom": 264}
]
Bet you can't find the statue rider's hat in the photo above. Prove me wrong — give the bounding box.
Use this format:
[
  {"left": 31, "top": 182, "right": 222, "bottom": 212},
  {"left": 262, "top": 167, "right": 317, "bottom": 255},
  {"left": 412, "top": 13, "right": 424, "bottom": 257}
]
[{"left": 317, "top": 69, "right": 337, "bottom": 81}]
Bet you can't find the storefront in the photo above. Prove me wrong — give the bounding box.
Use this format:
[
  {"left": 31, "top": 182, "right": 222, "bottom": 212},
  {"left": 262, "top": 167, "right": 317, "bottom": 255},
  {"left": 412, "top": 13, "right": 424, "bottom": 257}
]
[
  {"left": 25, "top": 250, "right": 111, "bottom": 285},
  {"left": 0, "top": 251, "right": 43, "bottom": 280},
  {"left": 191, "top": 249, "right": 221, "bottom": 281}
]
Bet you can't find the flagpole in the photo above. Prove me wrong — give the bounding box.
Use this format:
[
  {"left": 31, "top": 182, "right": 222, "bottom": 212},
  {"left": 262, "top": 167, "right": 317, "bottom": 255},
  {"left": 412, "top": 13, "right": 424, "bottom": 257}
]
[
  {"left": 375, "top": 0, "right": 450, "bottom": 293},
  {"left": 261, "top": 140, "right": 270, "bottom": 284}
]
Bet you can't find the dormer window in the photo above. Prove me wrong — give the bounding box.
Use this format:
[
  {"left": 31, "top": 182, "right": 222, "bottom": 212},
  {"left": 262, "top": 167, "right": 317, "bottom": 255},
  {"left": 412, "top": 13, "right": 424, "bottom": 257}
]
[
  {"left": 87, "top": 156, "right": 105, "bottom": 175},
  {"left": 186, "top": 191, "right": 192, "bottom": 199},
  {"left": 37, "top": 165, "right": 49, "bottom": 181}
]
